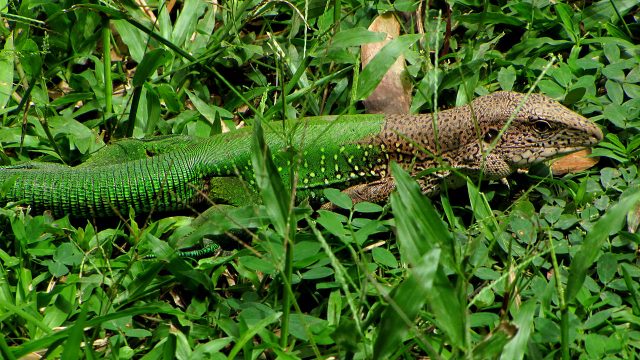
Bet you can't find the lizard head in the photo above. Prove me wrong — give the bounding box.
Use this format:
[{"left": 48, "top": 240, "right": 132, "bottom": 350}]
[{"left": 467, "top": 91, "right": 603, "bottom": 171}]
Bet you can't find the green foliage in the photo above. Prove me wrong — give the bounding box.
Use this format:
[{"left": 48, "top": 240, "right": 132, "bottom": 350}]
[{"left": 2, "top": 0, "right": 640, "bottom": 358}]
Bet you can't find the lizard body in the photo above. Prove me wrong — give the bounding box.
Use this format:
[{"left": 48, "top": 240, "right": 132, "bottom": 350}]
[{"left": 0, "top": 92, "right": 603, "bottom": 217}]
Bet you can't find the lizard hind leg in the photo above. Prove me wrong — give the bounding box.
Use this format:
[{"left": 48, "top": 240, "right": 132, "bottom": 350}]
[
  {"left": 320, "top": 177, "right": 396, "bottom": 210},
  {"left": 320, "top": 173, "right": 449, "bottom": 210}
]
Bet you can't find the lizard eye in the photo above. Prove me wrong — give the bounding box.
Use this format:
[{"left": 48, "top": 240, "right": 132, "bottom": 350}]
[
  {"left": 533, "top": 120, "right": 552, "bottom": 133},
  {"left": 483, "top": 129, "right": 500, "bottom": 143}
]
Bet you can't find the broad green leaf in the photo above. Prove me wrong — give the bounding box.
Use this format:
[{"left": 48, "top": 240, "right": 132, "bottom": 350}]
[
  {"left": 605, "top": 79, "right": 624, "bottom": 105},
  {"left": 185, "top": 89, "right": 233, "bottom": 130},
  {"left": 372, "top": 247, "right": 397, "bottom": 268},
  {"left": 550, "top": 63, "right": 574, "bottom": 88},
  {"left": 354, "top": 219, "right": 387, "bottom": 245},
  {"left": 603, "top": 65, "right": 626, "bottom": 82},
  {"left": 582, "top": 0, "right": 639, "bottom": 31},
  {"left": 470, "top": 312, "right": 500, "bottom": 327},
  {"left": 0, "top": 33, "right": 14, "bottom": 109},
  {"left": 316, "top": 210, "right": 349, "bottom": 243},
  {"left": 500, "top": 300, "right": 536, "bottom": 360},
  {"left": 46, "top": 260, "right": 69, "bottom": 277},
  {"left": 356, "top": 34, "right": 421, "bottom": 101},
  {"left": 390, "top": 163, "right": 454, "bottom": 267},
  {"left": 293, "top": 241, "right": 321, "bottom": 262},
  {"left": 288, "top": 313, "right": 332, "bottom": 342},
  {"left": 228, "top": 312, "right": 282, "bottom": 358},
  {"left": 604, "top": 43, "right": 621, "bottom": 63},
  {"left": 329, "top": 28, "right": 386, "bottom": 49},
  {"left": 172, "top": 0, "right": 206, "bottom": 46},
  {"left": 17, "top": 38, "right": 41, "bottom": 77},
  {"left": 373, "top": 248, "right": 440, "bottom": 360},
  {"left": 537, "top": 80, "right": 565, "bottom": 99},
  {"left": 156, "top": 83, "right": 181, "bottom": 112},
  {"left": 603, "top": 103, "right": 627, "bottom": 128},
  {"left": 239, "top": 256, "right": 276, "bottom": 274},
  {"left": 389, "top": 164, "right": 464, "bottom": 348},
  {"left": 468, "top": 181, "right": 499, "bottom": 243},
  {"left": 564, "top": 86, "right": 586, "bottom": 105},
  {"left": 497, "top": 66, "right": 516, "bottom": 91},
  {"left": 583, "top": 309, "right": 614, "bottom": 329},
  {"left": 627, "top": 66, "right": 640, "bottom": 83},
  {"left": 555, "top": 3, "right": 577, "bottom": 42},
  {"left": 353, "top": 201, "right": 383, "bottom": 213},
  {"left": 301, "top": 266, "right": 334, "bottom": 279},
  {"left": 622, "top": 264, "right": 640, "bottom": 315},
  {"left": 624, "top": 83, "right": 640, "bottom": 99},
  {"left": 112, "top": 20, "right": 147, "bottom": 62},
  {"left": 575, "top": 57, "right": 603, "bottom": 70},
  {"left": 597, "top": 252, "right": 618, "bottom": 284},
  {"left": 49, "top": 92, "right": 93, "bottom": 107},
  {"left": 124, "top": 328, "right": 151, "bottom": 338},
  {"left": 144, "top": 85, "right": 161, "bottom": 134},
  {"left": 53, "top": 243, "right": 82, "bottom": 266},
  {"left": 132, "top": 48, "right": 171, "bottom": 87},
  {"left": 473, "top": 325, "right": 513, "bottom": 359},
  {"left": 584, "top": 333, "right": 620, "bottom": 358},
  {"left": 60, "top": 306, "right": 87, "bottom": 359},
  {"left": 323, "top": 188, "right": 352, "bottom": 209},
  {"left": 566, "top": 191, "right": 640, "bottom": 303}
]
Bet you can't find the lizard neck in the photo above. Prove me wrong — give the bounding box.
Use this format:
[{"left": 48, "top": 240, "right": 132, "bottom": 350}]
[{"left": 370, "top": 106, "right": 479, "bottom": 173}]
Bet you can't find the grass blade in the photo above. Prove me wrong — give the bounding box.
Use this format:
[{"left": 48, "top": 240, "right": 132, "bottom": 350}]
[
  {"left": 250, "top": 119, "right": 291, "bottom": 235},
  {"left": 60, "top": 306, "right": 87, "bottom": 359},
  {"left": 500, "top": 300, "right": 536, "bottom": 360},
  {"left": 373, "top": 248, "right": 441, "bottom": 360},
  {"left": 386, "top": 163, "right": 465, "bottom": 350},
  {"left": 132, "top": 48, "right": 171, "bottom": 87},
  {"left": 356, "top": 34, "right": 421, "bottom": 101}
]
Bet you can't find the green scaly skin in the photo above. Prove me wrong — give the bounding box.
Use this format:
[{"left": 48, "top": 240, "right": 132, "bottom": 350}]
[
  {"left": 0, "top": 92, "right": 604, "bottom": 218},
  {"left": 0, "top": 115, "right": 385, "bottom": 217}
]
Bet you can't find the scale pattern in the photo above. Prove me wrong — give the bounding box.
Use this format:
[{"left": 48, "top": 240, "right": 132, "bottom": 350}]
[
  {"left": 0, "top": 115, "right": 386, "bottom": 217},
  {"left": 0, "top": 92, "right": 604, "bottom": 217}
]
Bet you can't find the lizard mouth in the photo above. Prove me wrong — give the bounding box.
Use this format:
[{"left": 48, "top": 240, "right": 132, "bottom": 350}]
[{"left": 507, "top": 145, "right": 596, "bottom": 166}]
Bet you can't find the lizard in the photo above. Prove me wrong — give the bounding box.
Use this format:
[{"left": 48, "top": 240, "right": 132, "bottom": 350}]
[{"left": 0, "top": 91, "right": 603, "bottom": 218}]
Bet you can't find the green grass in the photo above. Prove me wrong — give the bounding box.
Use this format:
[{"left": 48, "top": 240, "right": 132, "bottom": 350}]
[{"left": 1, "top": 0, "right": 640, "bottom": 358}]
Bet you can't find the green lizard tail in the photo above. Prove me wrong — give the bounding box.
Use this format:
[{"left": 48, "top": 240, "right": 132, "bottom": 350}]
[
  {"left": 0, "top": 153, "right": 207, "bottom": 217},
  {"left": 0, "top": 115, "right": 386, "bottom": 217}
]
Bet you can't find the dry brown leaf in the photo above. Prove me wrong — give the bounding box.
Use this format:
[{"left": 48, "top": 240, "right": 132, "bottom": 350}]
[
  {"left": 550, "top": 149, "right": 599, "bottom": 175},
  {"left": 361, "top": 13, "right": 412, "bottom": 114}
]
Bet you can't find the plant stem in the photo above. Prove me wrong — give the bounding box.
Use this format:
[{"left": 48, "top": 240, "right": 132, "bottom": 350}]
[{"left": 102, "top": 16, "right": 112, "bottom": 119}]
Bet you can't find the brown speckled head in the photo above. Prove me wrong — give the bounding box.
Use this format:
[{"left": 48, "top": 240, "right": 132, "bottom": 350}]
[{"left": 378, "top": 91, "right": 603, "bottom": 180}]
